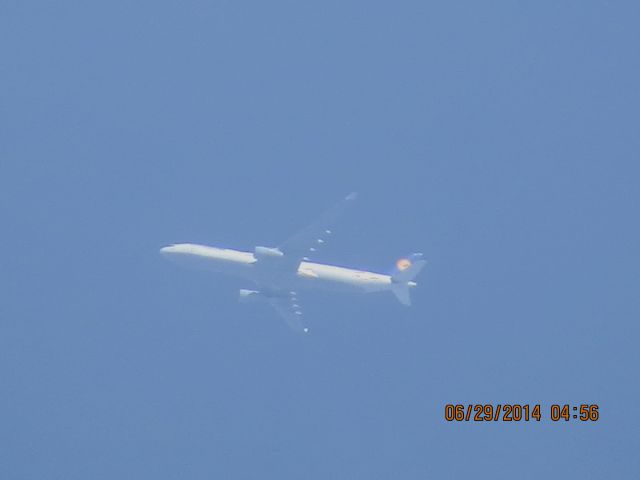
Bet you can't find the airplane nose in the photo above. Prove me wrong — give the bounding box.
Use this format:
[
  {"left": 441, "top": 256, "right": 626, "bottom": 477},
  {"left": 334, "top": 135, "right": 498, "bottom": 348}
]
[{"left": 159, "top": 245, "right": 175, "bottom": 255}]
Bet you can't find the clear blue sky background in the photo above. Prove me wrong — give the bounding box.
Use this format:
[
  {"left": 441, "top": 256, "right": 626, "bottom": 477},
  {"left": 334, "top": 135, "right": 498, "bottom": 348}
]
[{"left": 1, "top": 1, "right": 639, "bottom": 478}]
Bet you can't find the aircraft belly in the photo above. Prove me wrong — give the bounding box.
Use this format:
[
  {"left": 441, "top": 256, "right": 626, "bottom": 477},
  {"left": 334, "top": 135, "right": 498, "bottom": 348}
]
[
  {"left": 279, "top": 269, "right": 389, "bottom": 294},
  {"left": 297, "top": 263, "right": 390, "bottom": 294},
  {"left": 163, "top": 251, "right": 253, "bottom": 276},
  {"left": 295, "top": 275, "right": 364, "bottom": 293},
  {"left": 161, "top": 245, "right": 390, "bottom": 294},
  {"left": 238, "top": 266, "right": 361, "bottom": 293}
]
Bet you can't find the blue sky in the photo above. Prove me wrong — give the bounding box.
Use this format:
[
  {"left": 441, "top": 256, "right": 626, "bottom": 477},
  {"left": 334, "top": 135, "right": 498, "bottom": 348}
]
[{"left": 1, "top": 1, "right": 639, "bottom": 478}]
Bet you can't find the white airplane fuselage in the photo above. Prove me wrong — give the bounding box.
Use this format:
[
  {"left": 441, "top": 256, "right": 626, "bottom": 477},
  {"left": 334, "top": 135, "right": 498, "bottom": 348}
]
[{"left": 160, "top": 243, "right": 409, "bottom": 294}]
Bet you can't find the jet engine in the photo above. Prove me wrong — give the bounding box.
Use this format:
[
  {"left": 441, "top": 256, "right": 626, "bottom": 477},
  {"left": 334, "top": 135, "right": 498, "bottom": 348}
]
[
  {"left": 238, "top": 289, "right": 262, "bottom": 303},
  {"left": 254, "top": 246, "right": 284, "bottom": 260}
]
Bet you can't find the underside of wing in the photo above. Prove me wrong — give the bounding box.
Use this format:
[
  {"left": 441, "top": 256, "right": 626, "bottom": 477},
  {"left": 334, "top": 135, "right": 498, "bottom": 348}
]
[
  {"left": 275, "top": 192, "right": 357, "bottom": 270},
  {"left": 239, "top": 287, "right": 309, "bottom": 333},
  {"left": 268, "top": 291, "right": 308, "bottom": 333}
]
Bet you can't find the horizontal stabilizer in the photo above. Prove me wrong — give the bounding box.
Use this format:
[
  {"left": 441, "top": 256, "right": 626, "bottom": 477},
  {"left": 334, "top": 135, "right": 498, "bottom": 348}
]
[{"left": 391, "top": 283, "right": 412, "bottom": 306}]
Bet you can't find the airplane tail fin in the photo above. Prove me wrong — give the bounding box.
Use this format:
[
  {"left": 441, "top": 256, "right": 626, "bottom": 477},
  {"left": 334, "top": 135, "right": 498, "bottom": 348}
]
[
  {"left": 389, "top": 253, "right": 426, "bottom": 306},
  {"left": 390, "top": 253, "right": 426, "bottom": 283}
]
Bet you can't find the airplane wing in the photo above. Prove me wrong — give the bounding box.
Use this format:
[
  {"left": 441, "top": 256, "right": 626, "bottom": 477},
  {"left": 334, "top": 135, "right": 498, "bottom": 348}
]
[
  {"left": 267, "top": 291, "right": 309, "bottom": 333},
  {"left": 250, "top": 193, "right": 358, "bottom": 331},
  {"left": 276, "top": 192, "right": 358, "bottom": 269}
]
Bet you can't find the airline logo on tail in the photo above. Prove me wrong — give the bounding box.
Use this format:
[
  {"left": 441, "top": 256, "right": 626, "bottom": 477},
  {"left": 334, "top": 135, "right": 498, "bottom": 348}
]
[
  {"left": 396, "top": 258, "right": 412, "bottom": 271},
  {"left": 391, "top": 253, "right": 426, "bottom": 282}
]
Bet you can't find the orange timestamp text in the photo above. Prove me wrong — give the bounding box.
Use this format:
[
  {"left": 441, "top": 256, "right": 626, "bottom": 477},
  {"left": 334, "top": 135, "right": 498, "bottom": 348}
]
[{"left": 444, "top": 404, "right": 599, "bottom": 422}]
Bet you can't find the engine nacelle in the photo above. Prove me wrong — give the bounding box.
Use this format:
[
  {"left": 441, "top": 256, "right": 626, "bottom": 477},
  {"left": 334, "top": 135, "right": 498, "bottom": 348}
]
[
  {"left": 238, "top": 289, "right": 262, "bottom": 303},
  {"left": 254, "top": 246, "right": 284, "bottom": 260}
]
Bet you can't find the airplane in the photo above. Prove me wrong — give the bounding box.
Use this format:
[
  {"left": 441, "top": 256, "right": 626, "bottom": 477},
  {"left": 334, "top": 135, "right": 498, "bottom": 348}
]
[{"left": 159, "top": 193, "right": 426, "bottom": 333}]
